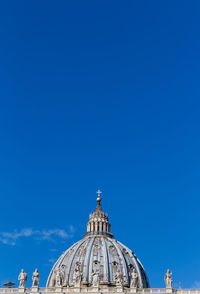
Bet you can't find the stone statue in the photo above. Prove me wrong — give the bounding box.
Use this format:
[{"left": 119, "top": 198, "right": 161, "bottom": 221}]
[
  {"left": 32, "top": 269, "right": 39, "bottom": 287},
  {"left": 164, "top": 269, "right": 172, "bottom": 288},
  {"left": 73, "top": 262, "right": 82, "bottom": 286},
  {"left": 92, "top": 260, "right": 100, "bottom": 287},
  {"left": 130, "top": 268, "right": 138, "bottom": 288},
  {"left": 92, "top": 266, "right": 99, "bottom": 287},
  {"left": 92, "top": 271, "right": 99, "bottom": 287},
  {"left": 18, "top": 269, "right": 27, "bottom": 288},
  {"left": 123, "top": 275, "right": 128, "bottom": 285},
  {"left": 60, "top": 265, "right": 68, "bottom": 287},
  {"left": 115, "top": 270, "right": 122, "bottom": 286},
  {"left": 55, "top": 270, "right": 63, "bottom": 287}
]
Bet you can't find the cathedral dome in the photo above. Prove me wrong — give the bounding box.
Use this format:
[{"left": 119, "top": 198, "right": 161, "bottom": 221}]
[{"left": 47, "top": 193, "right": 149, "bottom": 289}]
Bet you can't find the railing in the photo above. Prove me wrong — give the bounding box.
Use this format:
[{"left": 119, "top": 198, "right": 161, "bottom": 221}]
[
  {"left": 0, "top": 288, "right": 200, "bottom": 294},
  {"left": 177, "top": 291, "right": 200, "bottom": 294}
]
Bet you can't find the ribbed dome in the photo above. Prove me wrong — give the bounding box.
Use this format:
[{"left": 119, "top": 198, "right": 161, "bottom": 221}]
[{"left": 47, "top": 195, "right": 149, "bottom": 289}]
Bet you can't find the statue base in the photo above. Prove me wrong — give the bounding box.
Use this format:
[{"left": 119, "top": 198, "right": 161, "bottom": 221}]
[
  {"left": 166, "top": 288, "right": 173, "bottom": 293},
  {"left": 18, "top": 288, "right": 25, "bottom": 293},
  {"left": 92, "top": 286, "right": 100, "bottom": 292},
  {"left": 55, "top": 286, "right": 63, "bottom": 292},
  {"left": 74, "top": 286, "right": 81, "bottom": 292},
  {"left": 101, "top": 285, "right": 109, "bottom": 292},
  {"left": 116, "top": 286, "right": 123, "bottom": 292},
  {"left": 130, "top": 287, "right": 137, "bottom": 293},
  {"left": 31, "top": 287, "right": 39, "bottom": 292},
  {"left": 63, "top": 281, "right": 69, "bottom": 288}
]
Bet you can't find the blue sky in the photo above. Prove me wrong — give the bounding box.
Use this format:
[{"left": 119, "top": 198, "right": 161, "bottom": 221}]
[{"left": 0, "top": 0, "right": 200, "bottom": 289}]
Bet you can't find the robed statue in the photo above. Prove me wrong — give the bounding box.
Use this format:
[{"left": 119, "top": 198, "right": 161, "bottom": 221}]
[
  {"left": 115, "top": 270, "right": 122, "bottom": 286},
  {"left": 130, "top": 268, "right": 138, "bottom": 288},
  {"left": 92, "top": 260, "right": 100, "bottom": 287},
  {"left": 92, "top": 268, "right": 99, "bottom": 287},
  {"left": 73, "top": 262, "right": 82, "bottom": 286},
  {"left": 18, "top": 269, "right": 27, "bottom": 288},
  {"left": 55, "top": 270, "right": 63, "bottom": 287},
  {"left": 164, "top": 269, "right": 172, "bottom": 288},
  {"left": 32, "top": 269, "right": 39, "bottom": 287}
]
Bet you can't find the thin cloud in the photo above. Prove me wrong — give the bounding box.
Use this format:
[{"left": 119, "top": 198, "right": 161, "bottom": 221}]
[
  {"left": 191, "top": 281, "right": 200, "bottom": 289},
  {"left": 0, "top": 227, "right": 74, "bottom": 246},
  {"left": 48, "top": 258, "right": 57, "bottom": 264},
  {"left": 69, "top": 225, "right": 75, "bottom": 233},
  {"left": 38, "top": 229, "right": 70, "bottom": 241}
]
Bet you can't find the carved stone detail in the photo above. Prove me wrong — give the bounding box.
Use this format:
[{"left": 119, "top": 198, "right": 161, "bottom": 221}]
[
  {"left": 32, "top": 269, "right": 39, "bottom": 287},
  {"left": 73, "top": 262, "right": 82, "bottom": 287},
  {"left": 165, "top": 269, "right": 172, "bottom": 289},
  {"left": 130, "top": 268, "right": 138, "bottom": 288},
  {"left": 55, "top": 270, "right": 63, "bottom": 287},
  {"left": 18, "top": 269, "right": 27, "bottom": 288}
]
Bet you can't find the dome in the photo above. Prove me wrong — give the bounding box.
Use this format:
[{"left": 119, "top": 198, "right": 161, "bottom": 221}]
[{"left": 47, "top": 194, "right": 149, "bottom": 289}]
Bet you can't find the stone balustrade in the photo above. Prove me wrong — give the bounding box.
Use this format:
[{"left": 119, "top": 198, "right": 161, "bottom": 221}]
[{"left": 0, "top": 289, "right": 200, "bottom": 294}]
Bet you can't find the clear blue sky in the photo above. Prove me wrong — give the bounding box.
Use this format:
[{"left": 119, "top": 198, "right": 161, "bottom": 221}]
[{"left": 0, "top": 0, "right": 200, "bottom": 289}]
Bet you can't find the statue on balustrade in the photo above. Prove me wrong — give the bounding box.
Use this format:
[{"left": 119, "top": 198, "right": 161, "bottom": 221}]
[
  {"left": 92, "top": 260, "right": 100, "bottom": 287},
  {"left": 32, "top": 269, "right": 39, "bottom": 287},
  {"left": 18, "top": 269, "right": 27, "bottom": 288},
  {"left": 130, "top": 268, "right": 138, "bottom": 288},
  {"left": 115, "top": 269, "right": 122, "bottom": 286},
  {"left": 164, "top": 269, "right": 172, "bottom": 288},
  {"left": 55, "top": 269, "right": 63, "bottom": 287},
  {"left": 73, "top": 262, "right": 82, "bottom": 287},
  {"left": 92, "top": 268, "right": 99, "bottom": 287}
]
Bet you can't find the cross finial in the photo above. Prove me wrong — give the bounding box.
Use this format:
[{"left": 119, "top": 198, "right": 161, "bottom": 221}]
[
  {"left": 96, "top": 189, "right": 102, "bottom": 197},
  {"left": 96, "top": 189, "right": 102, "bottom": 203}
]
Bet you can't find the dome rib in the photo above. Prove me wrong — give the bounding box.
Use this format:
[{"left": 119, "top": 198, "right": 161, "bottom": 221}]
[
  {"left": 81, "top": 237, "right": 93, "bottom": 284},
  {"left": 117, "top": 241, "right": 142, "bottom": 287},
  {"left": 102, "top": 237, "right": 109, "bottom": 283},
  {"left": 112, "top": 239, "right": 129, "bottom": 285},
  {"left": 117, "top": 241, "right": 149, "bottom": 288},
  {"left": 87, "top": 237, "right": 96, "bottom": 284},
  {"left": 66, "top": 239, "right": 85, "bottom": 285}
]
